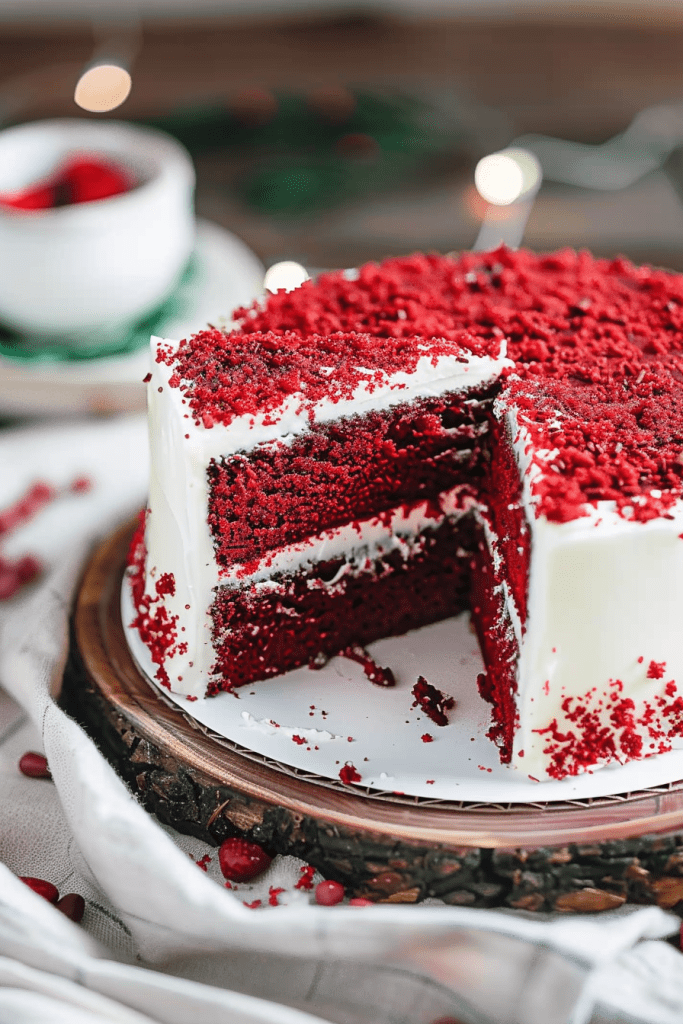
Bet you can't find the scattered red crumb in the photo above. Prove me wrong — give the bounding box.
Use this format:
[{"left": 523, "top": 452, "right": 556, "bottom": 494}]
[
  {"left": 295, "top": 865, "right": 316, "bottom": 891},
  {"left": 347, "top": 736, "right": 354, "bottom": 742},
  {"left": 339, "top": 762, "right": 362, "bottom": 784},
  {"left": 638, "top": 656, "right": 644, "bottom": 664},
  {"left": 186, "top": 695, "right": 198, "bottom": 702},
  {"left": 477, "top": 765, "right": 493, "bottom": 772},
  {"left": 224, "top": 881, "right": 233, "bottom": 889},
  {"left": 315, "top": 880, "right": 345, "bottom": 906},
  {"left": 291, "top": 734, "right": 306, "bottom": 745},
  {"left": 518, "top": 749, "right": 525, "bottom": 757},
  {"left": 243, "top": 899, "right": 262, "bottom": 909},
  {"left": 143, "top": 372, "right": 152, "bottom": 383},
  {"left": 69, "top": 476, "right": 92, "bottom": 494},
  {"left": 411, "top": 677, "right": 455, "bottom": 727},
  {"left": 426, "top": 779, "right": 435, "bottom": 784},
  {"left": 195, "top": 854, "right": 212, "bottom": 872},
  {"left": 0, "top": 481, "right": 82, "bottom": 600},
  {"left": 0, "top": 481, "right": 55, "bottom": 536},
  {"left": 268, "top": 885, "right": 286, "bottom": 906},
  {"left": 647, "top": 660, "right": 666, "bottom": 679},
  {"left": 421, "top": 733, "right": 434, "bottom": 743},
  {"left": 338, "top": 643, "right": 396, "bottom": 687}
]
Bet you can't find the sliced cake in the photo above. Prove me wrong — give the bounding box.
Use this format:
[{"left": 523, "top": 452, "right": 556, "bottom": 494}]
[{"left": 130, "top": 248, "right": 683, "bottom": 780}]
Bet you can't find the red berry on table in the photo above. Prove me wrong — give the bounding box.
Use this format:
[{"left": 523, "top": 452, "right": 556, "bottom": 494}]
[
  {"left": 315, "top": 880, "right": 345, "bottom": 906},
  {"left": 20, "top": 877, "right": 59, "bottom": 904},
  {"left": 57, "top": 893, "right": 85, "bottom": 923},
  {"left": 349, "top": 897, "right": 374, "bottom": 906},
  {"left": 18, "top": 752, "right": 51, "bottom": 779},
  {"left": 218, "top": 837, "right": 272, "bottom": 882}
]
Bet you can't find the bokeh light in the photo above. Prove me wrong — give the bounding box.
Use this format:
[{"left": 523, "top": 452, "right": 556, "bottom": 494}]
[
  {"left": 74, "top": 64, "right": 132, "bottom": 113},
  {"left": 264, "top": 261, "right": 310, "bottom": 294},
  {"left": 474, "top": 148, "right": 542, "bottom": 207},
  {"left": 474, "top": 152, "right": 525, "bottom": 206}
]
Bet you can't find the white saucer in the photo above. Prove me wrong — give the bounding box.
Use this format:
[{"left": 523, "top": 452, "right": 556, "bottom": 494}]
[
  {"left": 0, "top": 219, "right": 264, "bottom": 417},
  {"left": 122, "top": 577, "right": 683, "bottom": 805}
]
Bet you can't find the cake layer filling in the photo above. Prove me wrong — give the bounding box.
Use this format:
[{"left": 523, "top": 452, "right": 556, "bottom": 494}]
[
  {"left": 220, "top": 485, "right": 475, "bottom": 584},
  {"left": 208, "top": 388, "right": 495, "bottom": 567},
  {"left": 209, "top": 515, "right": 476, "bottom": 691}
]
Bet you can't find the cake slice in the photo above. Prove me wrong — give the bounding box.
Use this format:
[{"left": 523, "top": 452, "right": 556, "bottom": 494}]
[
  {"left": 135, "top": 324, "right": 509, "bottom": 697},
  {"left": 131, "top": 248, "right": 683, "bottom": 780}
]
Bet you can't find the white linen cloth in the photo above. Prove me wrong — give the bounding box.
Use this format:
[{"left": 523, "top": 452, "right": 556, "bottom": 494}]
[{"left": 0, "top": 413, "right": 681, "bottom": 1024}]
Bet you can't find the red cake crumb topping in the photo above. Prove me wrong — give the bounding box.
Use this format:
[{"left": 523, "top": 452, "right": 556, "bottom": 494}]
[
  {"left": 127, "top": 520, "right": 182, "bottom": 689},
  {"left": 129, "top": 572, "right": 181, "bottom": 689},
  {"left": 534, "top": 677, "right": 683, "bottom": 778},
  {"left": 421, "top": 733, "right": 434, "bottom": 743},
  {"left": 232, "top": 247, "right": 683, "bottom": 523},
  {"left": 647, "top": 660, "right": 666, "bottom": 679},
  {"left": 411, "top": 677, "right": 455, "bottom": 726},
  {"left": 338, "top": 643, "right": 396, "bottom": 687},
  {"left": 339, "top": 762, "right": 362, "bottom": 784},
  {"left": 158, "top": 325, "right": 497, "bottom": 430}
]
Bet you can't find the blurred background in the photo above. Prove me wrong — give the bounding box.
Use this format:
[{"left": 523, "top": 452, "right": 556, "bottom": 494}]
[{"left": 4, "top": 0, "right": 683, "bottom": 271}]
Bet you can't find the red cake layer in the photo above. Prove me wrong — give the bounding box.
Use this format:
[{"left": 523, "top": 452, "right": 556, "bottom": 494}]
[
  {"left": 208, "top": 389, "right": 493, "bottom": 568},
  {"left": 208, "top": 517, "right": 475, "bottom": 690}
]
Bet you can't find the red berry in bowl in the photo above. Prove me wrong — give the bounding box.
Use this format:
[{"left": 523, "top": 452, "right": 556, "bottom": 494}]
[
  {"left": 218, "top": 837, "right": 272, "bottom": 882},
  {"left": 20, "top": 877, "right": 58, "bottom": 903},
  {"left": 315, "top": 880, "right": 345, "bottom": 906}
]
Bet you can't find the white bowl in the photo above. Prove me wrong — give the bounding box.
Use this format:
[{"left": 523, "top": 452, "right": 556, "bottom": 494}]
[{"left": 0, "top": 118, "right": 195, "bottom": 338}]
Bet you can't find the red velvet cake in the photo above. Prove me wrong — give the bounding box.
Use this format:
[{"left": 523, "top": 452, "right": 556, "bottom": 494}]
[{"left": 132, "top": 248, "right": 683, "bottom": 780}]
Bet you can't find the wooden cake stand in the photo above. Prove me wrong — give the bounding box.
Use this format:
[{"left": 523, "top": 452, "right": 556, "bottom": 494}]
[{"left": 62, "top": 520, "right": 683, "bottom": 913}]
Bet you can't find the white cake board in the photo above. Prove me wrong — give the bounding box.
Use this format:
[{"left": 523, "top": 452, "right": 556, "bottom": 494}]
[{"left": 121, "top": 581, "right": 683, "bottom": 804}]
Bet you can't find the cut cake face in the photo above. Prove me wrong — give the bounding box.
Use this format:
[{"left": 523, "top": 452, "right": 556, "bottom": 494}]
[{"left": 131, "top": 248, "right": 683, "bottom": 780}]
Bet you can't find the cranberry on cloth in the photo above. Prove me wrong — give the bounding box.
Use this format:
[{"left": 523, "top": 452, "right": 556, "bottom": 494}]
[{"left": 0, "top": 414, "right": 682, "bottom": 1024}]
